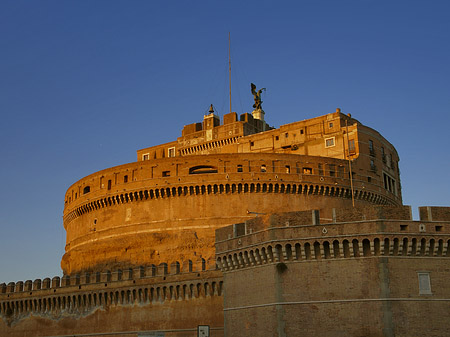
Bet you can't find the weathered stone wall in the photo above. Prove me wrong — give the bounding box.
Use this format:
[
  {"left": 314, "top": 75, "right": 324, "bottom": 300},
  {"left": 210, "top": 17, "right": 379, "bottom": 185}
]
[
  {"left": 216, "top": 207, "right": 450, "bottom": 336},
  {"left": 63, "top": 153, "right": 401, "bottom": 275},
  {"left": 0, "top": 264, "right": 223, "bottom": 337},
  {"left": 419, "top": 206, "right": 450, "bottom": 221}
]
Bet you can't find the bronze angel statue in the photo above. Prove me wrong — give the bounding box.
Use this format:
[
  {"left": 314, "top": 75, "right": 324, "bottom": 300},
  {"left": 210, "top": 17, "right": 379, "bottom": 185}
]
[{"left": 251, "top": 83, "right": 266, "bottom": 110}]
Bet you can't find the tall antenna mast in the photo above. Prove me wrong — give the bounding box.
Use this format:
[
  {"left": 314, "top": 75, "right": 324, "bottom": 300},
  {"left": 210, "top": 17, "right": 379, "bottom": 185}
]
[{"left": 228, "top": 32, "right": 232, "bottom": 114}]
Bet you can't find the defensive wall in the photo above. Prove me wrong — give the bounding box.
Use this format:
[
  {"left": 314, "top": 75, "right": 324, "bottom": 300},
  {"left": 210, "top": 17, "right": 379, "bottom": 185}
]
[
  {"left": 62, "top": 152, "right": 401, "bottom": 275},
  {"left": 0, "top": 259, "right": 223, "bottom": 337},
  {"left": 2, "top": 206, "right": 450, "bottom": 336},
  {"left": 216, "top": 206, "right": 450, "bottom": 337}
]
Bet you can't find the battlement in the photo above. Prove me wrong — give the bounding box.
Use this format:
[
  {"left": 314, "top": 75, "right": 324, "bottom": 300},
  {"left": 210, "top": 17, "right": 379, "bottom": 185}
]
[
  {"left": 216, "top": 205, "right": 417, "bottom": 242},
  {"left": 0, "top": 259, "right": 222, "bottom": 327},
  {"left": 419, "top": 206, "right": 450, "bottom": 222},
  {"left": 215, "top": 206, "right": 450, "bottom": 272},
  {"left": 0, "top": 259, "right": 217, "bottom": 295}
]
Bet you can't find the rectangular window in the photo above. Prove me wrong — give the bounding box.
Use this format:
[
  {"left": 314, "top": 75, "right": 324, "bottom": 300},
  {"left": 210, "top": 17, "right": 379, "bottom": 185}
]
[
  {"left": 325, "top": 137, "right": 335, "bottom": 148},
  {"left": 300, "top": 129, "right": 304, "bottom": 135},
  {"left": 369, "top": 140, "right": 375, "bottom": 156},
  {"left": 348, "top": 139, "right": 355, "bottom": 153},
  {"left": 285, "top": 133, "right": 289, "bottom": 138},
  {"left": 285, "top": 165, "right": 290, "bottom": 174},
  {"left": 370, "top": 159, "right": 376, "bottom": 171},
  {"left": 275, "top": 136, "right": 279, "bottom": 140},
  {"left": 124, "top": 175, "right": 128, "bottom": 183},
  {"left": 383, "top": 172, "right": 396, "bottom": 195},
  {"left": 328, "top": 164, "right": 335, "bottom": 177},
  {"left": 329, "top": 122, "right": 333, "bottom": 128},
  {"left": 418, "top": 272, "right": 432, "bottom": 295},
  {"left": 162, "top": 171, "right": 170, "bottom": 177},
  {"left": 168, "top": 147, "right": 175, "bottom": 158},
  {"left": 142, "top": 153, "right": 149, "bottom": 161},
  {"left": 303, "top": 167, "right": 312, "bottom": 174},
  {"left": 107, "top": 180, "right": 112, "bottom": 190},
  {"left": 237, "top": 165, "right": 243, "bottom": 172},
  {"left": 260, "top": 165, "right": 266, "bottom": 172},
  {"left": 318, "top": 163, "right": 324, "bottom": 175}
]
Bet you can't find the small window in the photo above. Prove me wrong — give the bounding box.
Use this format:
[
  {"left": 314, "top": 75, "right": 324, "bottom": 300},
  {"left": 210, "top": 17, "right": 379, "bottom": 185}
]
[
  {"left": 370, "top": 160, "right": 376, "bottom": 171},
  {"left": 142, "top": 153, "right": 149, "bottom": 161},
  {"left": 328, "top": 164, "right": 335, "bottom": 177},
  {"left": 400, "top": 225, "right": 408, "bottom": 231},
  {"left": 435, "top": 226, "right": 443, "bottom": 232},
  {"left": 189, "top": 165, "right": 218, "bottom": 174},
  {"left": 300, "top": 129, "right": 304, "bottom": 134},
  {"left": 168, "top": 147, "right": 176, "bottom": 158},
  {"left": 367, "top": 176, "right": 372, "bottom": 183},
  {"left": 250, "top": 141, "right": 254, "bottom": 146},
  {"left": 275, "top": 136, "right": 279, "bottom": 141},
  {"left": 162, "top": 171, "right": 170, "bottom": 177},
  {"left": 237, "top": 165, "right": 243, "bottom": 173},
  {"left": 285, "top": 165, "right": 290, "bottom": 174},
  {"left": 369, "top": 140, "right": 375, "bottom": 155},
  {"left": 124, "top": 175, "right": 128, "bottom": 183},
  {"left": 318, "top": 163, "right": 324, "bottom": 175},
  {"left": 260, "top": 165, "right": 267, "bottom": 173},
  {"left": 285, "top": 133, "right": 288, "bottom": 138},
  {"left": 75, "top": 193, "right": 77, "bottom": 199},
  {"left": 348, "top": 139, "right": 355, "bottom": 153},
  {"left": 418, "top": 272, "right": 432, "bottom": 295},
  {"left": 107, "top": 180, "right": 112, "bottom": 190},
  {"left": 303, "top": 167, "right": 312, "bottom": 174},
  {"left": 325, "top": 137, "right": 335, "bottom": 148},
  {"left": 83, "top": 186, "right": 90, "bottom": 194},
  {"left": 329, "top": 122, "right": 333, "bottom": 128}
]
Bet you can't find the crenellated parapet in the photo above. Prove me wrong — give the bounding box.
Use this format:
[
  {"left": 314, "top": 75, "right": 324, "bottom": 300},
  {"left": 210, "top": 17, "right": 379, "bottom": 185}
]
[
  {"left": 0, "top": 259, "right": 222, "bottom": 326},
  {"left": 215, "top": 206, "right": 450, "bottom": 271}
]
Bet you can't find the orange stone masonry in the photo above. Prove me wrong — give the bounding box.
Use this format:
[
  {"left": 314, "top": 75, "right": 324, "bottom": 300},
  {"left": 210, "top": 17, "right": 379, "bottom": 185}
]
[
  {"left": 62, "top": 110, "right": 401, "bottom": 276},
  {"left": 1, "top": 107, "right": 447, "bottom": 337}
]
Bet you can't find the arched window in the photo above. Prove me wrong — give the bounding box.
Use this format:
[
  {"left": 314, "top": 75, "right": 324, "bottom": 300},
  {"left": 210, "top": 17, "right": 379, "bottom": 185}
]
[{"left": 189, "top": 165, "right": 218, "bottom": 174}]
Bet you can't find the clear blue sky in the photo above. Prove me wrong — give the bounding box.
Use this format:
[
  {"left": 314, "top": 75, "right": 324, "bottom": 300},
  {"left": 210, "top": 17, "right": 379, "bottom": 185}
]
[{"left": 1, "top": 0, "right": 449, "bottom": 283}]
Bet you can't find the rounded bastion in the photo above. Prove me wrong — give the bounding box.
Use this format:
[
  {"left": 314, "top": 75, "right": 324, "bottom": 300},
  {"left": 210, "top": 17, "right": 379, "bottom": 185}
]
[{"left": 62, "top": 152, "right": 401, "bottom": 275}]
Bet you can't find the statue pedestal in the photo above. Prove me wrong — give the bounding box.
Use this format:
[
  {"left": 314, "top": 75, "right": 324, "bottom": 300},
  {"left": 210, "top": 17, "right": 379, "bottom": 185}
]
[
  {"left": 252, "top": 109, "right": 267, "bottom": 131},
  {"left": 252, "top": 109, "right": 265, "bottom": 121}
]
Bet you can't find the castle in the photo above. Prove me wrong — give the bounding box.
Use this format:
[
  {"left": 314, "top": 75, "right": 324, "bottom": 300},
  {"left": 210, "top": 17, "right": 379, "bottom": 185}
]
[{"left": 1, "top": 89, "right": 449, "bottom": 336}]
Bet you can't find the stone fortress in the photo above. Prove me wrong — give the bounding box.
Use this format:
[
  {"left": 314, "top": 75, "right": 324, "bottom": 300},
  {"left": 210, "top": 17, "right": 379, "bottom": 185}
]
[{"left": 1, "top": 86, "right": 449, "bottom": 336}]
